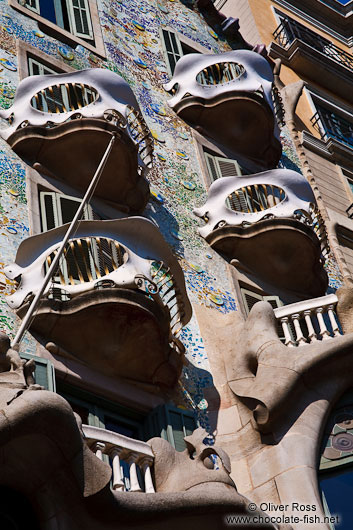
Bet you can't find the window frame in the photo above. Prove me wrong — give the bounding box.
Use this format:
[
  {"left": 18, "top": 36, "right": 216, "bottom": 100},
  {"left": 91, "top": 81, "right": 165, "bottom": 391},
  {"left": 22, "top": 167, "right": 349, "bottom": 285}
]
[
  {"left": 160, "top": 27, "right": 210, "bottom": 77},
  {"left": 10, "top": 0, "right": 105, "bottom": 57},
  {"left": 20, "top": 352, "right": 56, "bottom": 391},
  {"left": 27, "top": 56, "right": 58, "bottom": 76},
  {"left": 66, "top": 0, "right": 94, "bottom": 40},
  {"left": 57, "top": 382, "right": 146, "bottom": 437},
  {"left": 204, "top": 151, "right": 243, "bottom": 183},
  {"left": 305, "top": 87, "right": 353, "bottom": 144},
  {"left": 23, "top": 0, "right": 40, "bottom": 13},
  {"left": 241, "top": 287, "right": 283, "bottom": 316}
]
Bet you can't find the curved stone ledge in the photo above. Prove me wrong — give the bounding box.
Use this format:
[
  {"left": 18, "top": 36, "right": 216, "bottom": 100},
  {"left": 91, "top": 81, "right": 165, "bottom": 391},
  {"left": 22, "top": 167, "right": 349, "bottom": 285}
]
[
  {"left": 7, "top": 118, "right": 150, "bottom": 213},
  {"left": 164, "top": 50, "right": 281, "bottom": 168},
  {"left": 206, "top": 218, "right": 328, "bottom": 296},
  {"left": 18, "top": 288, "right": 182, "bottom": 388}
]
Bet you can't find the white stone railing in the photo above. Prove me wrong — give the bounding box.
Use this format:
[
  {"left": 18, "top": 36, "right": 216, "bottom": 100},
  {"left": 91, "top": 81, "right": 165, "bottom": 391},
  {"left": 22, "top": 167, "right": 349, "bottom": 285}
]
[
  {"left": 274, "top": 294, "right": 342, "bottom": 347},
  {"left": 83, "top": 425, "right": 155, "bottom": 493}
]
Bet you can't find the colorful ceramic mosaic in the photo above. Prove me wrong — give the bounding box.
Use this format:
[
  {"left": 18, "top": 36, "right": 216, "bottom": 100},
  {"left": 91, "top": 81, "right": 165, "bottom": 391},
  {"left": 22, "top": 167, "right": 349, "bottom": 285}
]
[{"left": 321, "top": 395, "right": 353, "bottom": 470}]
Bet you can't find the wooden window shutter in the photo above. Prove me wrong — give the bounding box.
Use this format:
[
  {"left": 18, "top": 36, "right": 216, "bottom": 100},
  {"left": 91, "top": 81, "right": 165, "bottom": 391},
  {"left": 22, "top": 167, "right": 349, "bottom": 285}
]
[
  {"left": 40, "top": 191, "right": 60, "bottom": 232},
  {"left": 66, "top": 0, "right": 93, "bottom": 39},
  {"left": 204, "top": 152, "right": 221, "bottom": 183},
  {"left": 263, "top": 295, "right": 282, "bottom": 310},
  {"left": 39, "top": 192, "right": 94, "bottom": 230},
  {"left": 143, "top": 404, "right": 197, "bottom": 451},
  {"left": 161, "top": 29, "right": 184, "bottom": 76},
  {"left": 215, "top": 156, "right": 242, "bottom": 178},
  {"left": 241, "top": 290, "right": 286, "bottom": 341},
  {"left": 20, "top": 353, "right": 56, "bottom": 391}
]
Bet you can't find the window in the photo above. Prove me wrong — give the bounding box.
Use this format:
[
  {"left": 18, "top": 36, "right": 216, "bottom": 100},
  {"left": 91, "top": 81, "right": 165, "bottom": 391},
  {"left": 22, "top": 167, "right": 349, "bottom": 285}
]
[
  {"left": 39, "top": 191, "right": 103, "bottom": 289},
  {"left": 203, "top": 150, "right": 260, "bottom": 211},
  {"left": 18, "top": 0, "right": 93, "bottom": 39},
  {"left": 20, "top": 352, "right": 56, "bottom": 391},
  {"left": 204, "top": 151, "right": 243, "bottom": 183},
  {"left": 337, "top": 227, "right": 353, "bottom": 279},
  {"left": 310, "top": 97, "right": 353, "bottom": 149},
  {"left": 57, "top": 383, "right": 197, "bottom": 451},
  {"left": 58, "top": 384, "right": 145, "bottom": 437},
  {"left": 241, "top": 287, "right": 288, "bottom": 342},
  {"left": 39, "top": 191, "right": 95, "bottom": 232},
  {"left": 27, "top": 57, "right": 58, "bottom": 76},
  {"left": 143, "top": 404, "right": 197, "bottom": 452},
  {"left": 22, "top": 0, "right": 39, "bottom": 13},
  {"left": 12, "top": 0, "right": 105, "bottom": 56},
  {"left": 241, "top": 288, "right": 283, "bottom": 315},
  {"left": 161, "top": 28, "right": 203, "bottom": 76}
]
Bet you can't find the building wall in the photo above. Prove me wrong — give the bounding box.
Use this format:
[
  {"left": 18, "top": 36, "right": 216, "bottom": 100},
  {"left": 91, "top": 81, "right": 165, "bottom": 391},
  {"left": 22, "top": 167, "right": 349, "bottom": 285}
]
[{"left": 0, "top": 0, "right": 351, "bottom": 527}]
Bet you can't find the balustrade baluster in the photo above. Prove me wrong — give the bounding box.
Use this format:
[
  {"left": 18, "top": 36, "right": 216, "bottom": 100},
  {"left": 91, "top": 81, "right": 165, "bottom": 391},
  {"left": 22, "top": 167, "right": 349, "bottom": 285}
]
[
  {"left": 316, "top": 307, "right": 331, "bottom": 340},
  {"left": 140, "top": 458, "right": 155, "bottom": 493},
  {"left": 95, "top": 442, "right": 105, "bottom": 461},
  {"left": 128, "top": 454, "right": 142, "bottom": 492},
  {"left": 280, "top": 317, "right": 295, "bottom": 347},
  {"left": 327, "top": 305, "right": 341, "bottom": 337},
  {"left": 111, "top": 448, "right": 125, "bottom": 490},
  {"left": 292, "top": 313, "right": 307, "bottom": 345},
  {"left": 304, "top": 310, "right": 318, "bottom": 343}
]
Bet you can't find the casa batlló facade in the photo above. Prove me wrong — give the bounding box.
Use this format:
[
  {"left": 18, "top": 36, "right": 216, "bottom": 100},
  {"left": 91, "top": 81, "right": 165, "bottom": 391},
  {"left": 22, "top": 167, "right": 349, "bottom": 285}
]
[{"left": 0, "top": 0, "right": 352, "bottom": 528}]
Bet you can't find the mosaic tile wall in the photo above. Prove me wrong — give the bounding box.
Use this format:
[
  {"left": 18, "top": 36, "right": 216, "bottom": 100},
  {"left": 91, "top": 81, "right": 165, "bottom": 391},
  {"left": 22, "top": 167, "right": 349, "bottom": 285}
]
[{"left": 0, "top": 0, "right": 343, "bottom": 432}]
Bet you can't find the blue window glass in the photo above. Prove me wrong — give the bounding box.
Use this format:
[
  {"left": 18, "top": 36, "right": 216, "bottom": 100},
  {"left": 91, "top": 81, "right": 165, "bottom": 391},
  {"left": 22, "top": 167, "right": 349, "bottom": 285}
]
[{"left": 320, "top": 467, "right": 353, "bottom": 529}]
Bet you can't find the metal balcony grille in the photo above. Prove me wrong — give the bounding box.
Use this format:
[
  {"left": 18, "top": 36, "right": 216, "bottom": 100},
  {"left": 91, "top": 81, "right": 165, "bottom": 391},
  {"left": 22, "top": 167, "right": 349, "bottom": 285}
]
[
  {"left": 311, "top": 105, "right": 353, "bottom": 149},
  {"left": 273, "top": 17, "right": 353, "bottom": 72}
]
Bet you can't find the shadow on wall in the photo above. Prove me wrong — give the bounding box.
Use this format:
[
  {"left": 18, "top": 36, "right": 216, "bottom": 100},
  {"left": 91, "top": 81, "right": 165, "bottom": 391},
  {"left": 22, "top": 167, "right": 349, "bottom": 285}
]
[{"left": 182, "top": 359, "right": 221, "bottom": 438}]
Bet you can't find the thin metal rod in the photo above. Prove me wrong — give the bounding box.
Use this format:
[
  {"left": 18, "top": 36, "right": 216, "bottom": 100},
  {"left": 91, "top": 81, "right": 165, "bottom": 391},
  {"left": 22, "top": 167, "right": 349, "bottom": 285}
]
[{"left": 11, "top": 133, "right": 116, "bottom": 347}]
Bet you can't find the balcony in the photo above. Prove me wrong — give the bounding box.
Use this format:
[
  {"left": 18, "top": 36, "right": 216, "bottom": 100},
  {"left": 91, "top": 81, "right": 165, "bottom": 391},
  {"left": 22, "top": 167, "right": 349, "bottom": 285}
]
[
  {"left": 270, "top": 17, "right": 353, "bottom": 103},
  {"left": 272, "top": 0, "right": 353, "bottom": 42},
  {"left": 0, "top": 69, "right": 153, "bottom": 213},
  {"left": 4, "top": 218, "right": 192, "bottom": 388},
  {"left": 194, "top": 168, "right": 328, "bottom": 296},
  {"left": 164, "top": 50, "right": 282, "bottom": 169},
  {"left": 83, "top": 425, "right": 155, "bottom": 493},
  {"left": 274, "top": 293, "right": 342, "bottom": 347}
]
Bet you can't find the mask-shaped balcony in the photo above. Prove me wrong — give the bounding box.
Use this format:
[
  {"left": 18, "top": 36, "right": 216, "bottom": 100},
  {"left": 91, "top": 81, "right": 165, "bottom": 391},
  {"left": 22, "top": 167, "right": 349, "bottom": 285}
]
[
  {"left": 4, "top": 218, "right": 192, "bottom": 388},
  {"left": 194, "top": 168, "right": 328, "bottom": 296},
  {"left": 164, "top": 50, "right": 282, "bottom": 169},
  {"left": 0, "top": 69, "right": 153, "bottom": 213}
]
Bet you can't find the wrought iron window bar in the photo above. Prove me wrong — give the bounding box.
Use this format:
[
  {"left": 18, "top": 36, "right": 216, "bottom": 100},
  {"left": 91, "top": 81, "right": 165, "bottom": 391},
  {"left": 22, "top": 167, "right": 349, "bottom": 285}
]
[{"left": 311, "top": 105, "right": 353, "bottom": 149}]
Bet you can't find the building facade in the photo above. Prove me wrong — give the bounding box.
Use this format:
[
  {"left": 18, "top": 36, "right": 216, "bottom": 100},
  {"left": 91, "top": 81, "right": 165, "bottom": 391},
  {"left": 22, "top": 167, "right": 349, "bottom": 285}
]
[{"left": 0, "top": 0, "right": 352, "bottom": 528}]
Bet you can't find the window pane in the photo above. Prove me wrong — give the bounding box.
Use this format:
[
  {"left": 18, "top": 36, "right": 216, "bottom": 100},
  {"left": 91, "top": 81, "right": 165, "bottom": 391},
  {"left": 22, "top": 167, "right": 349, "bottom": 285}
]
[
  {"left": 104, "top": 416, "right": 140, "bottom": 438},
  {"left": 170, "top": 32, "right": 180, "bottom": 55},
  {"left": 320, "top": 469, "right": 353, "bottom": 529}
]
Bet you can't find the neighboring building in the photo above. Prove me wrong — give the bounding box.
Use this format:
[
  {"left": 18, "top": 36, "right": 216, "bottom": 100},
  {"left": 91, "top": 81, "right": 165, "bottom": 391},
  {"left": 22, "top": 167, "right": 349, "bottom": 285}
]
[{"left": 0, "top": 0, "right": 352, "bottom": 529}]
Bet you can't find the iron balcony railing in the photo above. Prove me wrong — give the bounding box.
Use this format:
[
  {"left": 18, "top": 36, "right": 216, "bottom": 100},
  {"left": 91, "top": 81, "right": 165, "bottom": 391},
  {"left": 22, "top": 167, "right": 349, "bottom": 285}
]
[
  {"left": 311, "top": 105, "right": 353, "bottom": 150},
  {"left": 41, "top": 237, "right": 186, "bottom": 356},
  {"left": 44, "top": 237, "right": 186, "bottom": 355},
  {"left": 273, "top": 17, "right": 353, "bottom": 72},
  {"left": 225, "top": 186, "right": 329, "bottom": 258}
]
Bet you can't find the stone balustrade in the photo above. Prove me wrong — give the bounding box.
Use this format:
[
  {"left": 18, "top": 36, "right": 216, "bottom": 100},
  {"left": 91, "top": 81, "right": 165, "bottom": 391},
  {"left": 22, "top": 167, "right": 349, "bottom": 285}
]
[
  {"left": 83, "top": 424, "right": 155, "bottom": 493},
  {"left": 274, "top": 294, "right": 342, "bottom": 347}
]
